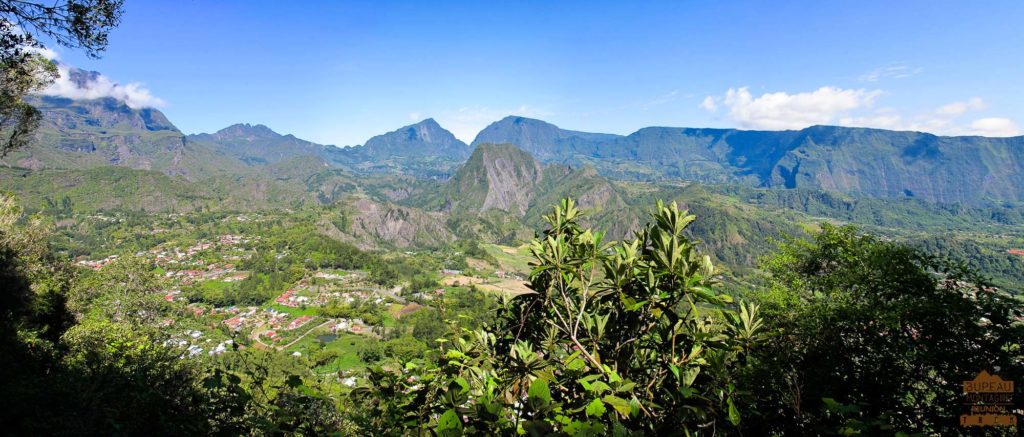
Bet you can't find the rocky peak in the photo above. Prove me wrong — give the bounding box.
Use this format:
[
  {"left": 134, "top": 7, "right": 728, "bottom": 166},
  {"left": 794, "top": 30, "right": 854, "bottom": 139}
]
[
  {"left": 211, "top": 123, "right": 281, "bottom": 142},
  {"left": 446, "top": 143, "right": 543, "bottom": 216},
  {"left": 65, "top": 67, "right": 102, "bottom": 88},
  {"left": 359, "top": 118, "right": 470, "bottom": 159}
]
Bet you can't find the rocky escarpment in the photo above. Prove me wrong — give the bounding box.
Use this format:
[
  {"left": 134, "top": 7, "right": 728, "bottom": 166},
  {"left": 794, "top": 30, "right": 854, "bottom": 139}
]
[
  {"left": 346, "top": 197, "right": 454, "bottom": 248},
  {"left": 444, "top": 143, "right": 543, "bottom": 217},
  {"left": 469, "top": 118, "right": 1024, "bottom": 206}
]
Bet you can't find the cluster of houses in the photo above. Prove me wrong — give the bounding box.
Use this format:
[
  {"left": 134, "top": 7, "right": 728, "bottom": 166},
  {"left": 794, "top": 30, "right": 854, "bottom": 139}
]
[
  {"left": 161, "top": 329, "right": 234, "bottom": 358},
  {"left": 330, "top": 318, "right": 369, "bottom": 335},
  {"left": 275, "top": 289, "right": 311, "bottom": 307},
  {"left": 260, "top": 313, "right": 318, "bottom": 343},
  {"left": 76, "top": 254, "right": 119, "bottom": 270},
  {"left": 494, "top": 270, "right": 526, "bottom": 281},
  {"left": 222, "top": 307, "right": 260, "bottom": 331},
  {"left": 411, "top": 288, "right": 447, "bottom": 301}
]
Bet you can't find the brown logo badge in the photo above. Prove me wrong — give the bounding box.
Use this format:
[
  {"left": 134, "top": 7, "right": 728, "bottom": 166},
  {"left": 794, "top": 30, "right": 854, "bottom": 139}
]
[{"left": 960, "top": 370, "right": 1017, "bottom": 427}]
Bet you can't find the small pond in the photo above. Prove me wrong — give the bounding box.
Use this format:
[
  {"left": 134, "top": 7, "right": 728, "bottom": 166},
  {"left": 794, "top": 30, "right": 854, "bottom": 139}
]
[{"left": 316, "top": 334, "right": 337, "bottom": 344}]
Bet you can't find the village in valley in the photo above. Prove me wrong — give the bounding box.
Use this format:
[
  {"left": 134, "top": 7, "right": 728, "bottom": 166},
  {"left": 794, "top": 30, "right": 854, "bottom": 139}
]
[{"left": 65, "top": 211, "right": 534, "bottom": 379}]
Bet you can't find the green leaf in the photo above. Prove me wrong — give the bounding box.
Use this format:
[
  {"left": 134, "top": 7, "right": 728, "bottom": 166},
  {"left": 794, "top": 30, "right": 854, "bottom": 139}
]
[
  {"left": 682, "top": 366, "right": 700, "bottom": 387},
  {"left": 566, "top": 350, "right": 586, "bottom": 371},
  {"left": 727, "top": 397, "right": 741, "bottom": 426},
  {"left": 601, "top": 395, "right": 632, "bottom": 417},
  {"left": 585, "top": 398, "right": 606, "bottom": 417},
  {"left": 588, "top": 381, "right": 611, "bottom": 394},
  {"left": 528, "top": 378, "right": 552, "bottom": 410},
  {"left": 435, "top": 409, "right": 463, "bottom": 437},
  {"left": 453, "top": 377, "right": 469, "bottom": 392}
]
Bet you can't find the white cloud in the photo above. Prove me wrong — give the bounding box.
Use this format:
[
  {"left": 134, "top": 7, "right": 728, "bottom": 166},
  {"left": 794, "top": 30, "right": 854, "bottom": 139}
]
[
  {"left": 968, "top": 118, "right": 1020, "bottom": 137},
  {"left": 700, "top": 96, "right": 717, "bottom": 112},
  {"left": 705, "top": 86, "right": 882, "bottom": 130},
  {"left": 435, "top": 105, "right": 552, "bottom": 143},
  {"left": 703, "top": 88, "right": 1020, "bottom": 137},
  {"left": 935, "top": 97, "right": 986, "bottom": 117},
  {"left": 24, "top": 45, "right": 59, "bottom": 60},
  {"left": 407, "top": 112, "right": 422, "bottom": 121},
  {"left": 38, "top": 63, "right": 165, "bottom": 109},
  {"left": 859, "top": 65, "right": 923, "bottom": 82}
]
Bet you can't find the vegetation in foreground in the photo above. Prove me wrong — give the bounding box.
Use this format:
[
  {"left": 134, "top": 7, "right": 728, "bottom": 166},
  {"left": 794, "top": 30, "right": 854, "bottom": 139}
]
[{"left": 1, "top": 193, "right": 1020, "bottom": 435}]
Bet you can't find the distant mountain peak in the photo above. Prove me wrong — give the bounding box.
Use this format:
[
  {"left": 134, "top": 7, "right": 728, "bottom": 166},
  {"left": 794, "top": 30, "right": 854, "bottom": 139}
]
[
  {"left": 64, "top": 66, "right": 102, "bottom": 89},
  {"left": 357, "top": 119, "right": 470, "bottom": 159},
  {"left": 472, "top": 116, "right": 621, "bottom": 159},
  {"left": 212, "top": 123, "right": 281, "bottom": 141}
]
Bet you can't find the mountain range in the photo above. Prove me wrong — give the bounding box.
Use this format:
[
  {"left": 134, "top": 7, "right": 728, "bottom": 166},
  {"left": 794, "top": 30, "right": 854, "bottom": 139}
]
[
  {"left": 2, "top": 68, "right": 1023, "bottom": 290},
  {"left": 12, "top": 68, "right": 1024, "bottom": 206}
]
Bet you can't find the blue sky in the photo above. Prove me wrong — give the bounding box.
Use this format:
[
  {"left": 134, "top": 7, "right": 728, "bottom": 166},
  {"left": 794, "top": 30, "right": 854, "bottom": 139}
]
[{"left": 43, "top": 0, "right": 1024, "bottom": 145}]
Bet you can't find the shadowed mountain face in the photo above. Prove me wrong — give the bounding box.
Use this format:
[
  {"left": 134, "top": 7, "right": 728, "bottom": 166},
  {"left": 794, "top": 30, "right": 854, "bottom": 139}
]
[
  {"left": 361, "top": 118, "right": 470, "bottom": 159},
  {"left": 471, "top": 117, "right": 1024, "bottom": 205}
]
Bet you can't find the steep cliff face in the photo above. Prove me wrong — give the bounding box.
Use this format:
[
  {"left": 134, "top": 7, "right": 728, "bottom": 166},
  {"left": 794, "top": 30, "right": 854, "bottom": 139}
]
[
  {"left": 346, "top": 197, "right": 454, "bottom": 248},
  {"left": 473, "top": 119, "right": 1024, "bottom": 205},
  {"left": 12, "top": 94, "right": 247, "bottom": 179},
  {"left": 762, "top": 127, "right": 1024, "bottom": 204},
  {"left": 445, "top": 143, "right": 543, "bottom": 216}
]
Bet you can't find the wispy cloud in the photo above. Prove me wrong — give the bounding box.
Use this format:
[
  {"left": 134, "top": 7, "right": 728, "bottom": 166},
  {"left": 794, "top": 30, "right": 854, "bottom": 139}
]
[
  {"left": 934, "top": 97, "right": 986, "bottom": 117},
  {"left": 859, "top": 65, "right": 923, "bottom": 82},
  {"left": 839, "top": 98, "right": 1019, "bottom": 136},
  {"left": 640, "top": 90, "right": 681, "bottom": 110}
]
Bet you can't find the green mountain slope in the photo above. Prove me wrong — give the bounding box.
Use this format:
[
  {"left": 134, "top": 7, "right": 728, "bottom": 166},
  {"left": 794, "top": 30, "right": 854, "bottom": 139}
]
[
  {"left": 471, "top": 118, "right": 1024, "bottom": 206},
  {"left": 188, "top": 123, "right": 326, "bottom": 165},
  {"left": 8, "top": 95, "right": 250, "bottom": 179},
  {"left": 325, "top": 119, "right": 471, "bottom": 177}
]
